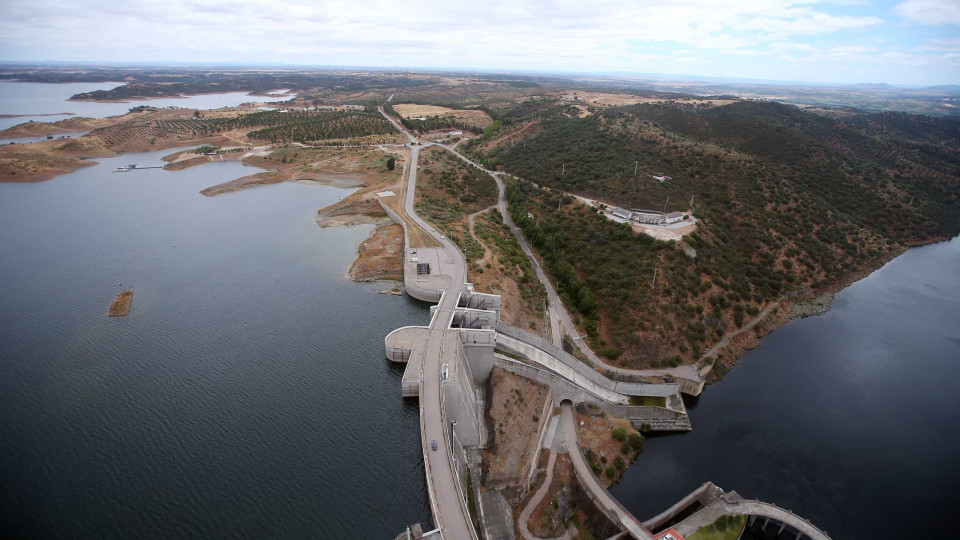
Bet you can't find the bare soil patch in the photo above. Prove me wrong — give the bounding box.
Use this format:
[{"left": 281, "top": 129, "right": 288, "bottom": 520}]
[
  {"left": 200, "top": 171, "right": 285, "bottom": 196},
  {"left": 348, "top": 223, "right": 404, "bottom": 281},
  {"left": 108, "top": 290, "right": 133, "bottom": 317},
  {"left": 484, "top": 367, "right": 550, "bottom": 490},
  {"left": 0, "top": 115, "right": 139, "bottom": 138},
  {"left": 0, "top": 137, "right": 113, "bottom": 183}
]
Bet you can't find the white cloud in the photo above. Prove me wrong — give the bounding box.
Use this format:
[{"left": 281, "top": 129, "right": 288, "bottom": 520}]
[
  {"left": 0, "top": 0, "right": 953, "bottom": 84},
  {"left": 895, "top": 0, "right": 960, "bottom": 25}
]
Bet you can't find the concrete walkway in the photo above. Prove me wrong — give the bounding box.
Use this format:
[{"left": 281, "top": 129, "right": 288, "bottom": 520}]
[
  {"left": 560, "top": 402, "right": 653, "bottom": 540},
  {"left": 518, "top": 446, "right": 575, "bottom": 540}
]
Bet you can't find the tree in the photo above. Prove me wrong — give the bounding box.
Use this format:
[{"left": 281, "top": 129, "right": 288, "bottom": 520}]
[
  {"left": 387, "top": 156, "right": 396, "bottom": 170},
  {"left": 611, "top": 426, "right": 628, "bottom": 442}
]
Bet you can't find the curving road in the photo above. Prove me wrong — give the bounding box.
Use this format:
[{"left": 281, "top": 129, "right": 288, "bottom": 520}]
[
  {"left": 435, "top": 144, "right": 704, "bottom": 383},
  {"left": 560, "top": 402, "right": 652, "bottom": 540},
  {"left": 381, "top": 108, "right": 476, "bottom": 540}
]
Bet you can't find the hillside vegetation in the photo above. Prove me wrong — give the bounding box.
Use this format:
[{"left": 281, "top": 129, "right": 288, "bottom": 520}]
[{"left": 478, "top": 101, "right": 959, "bottom": 367}]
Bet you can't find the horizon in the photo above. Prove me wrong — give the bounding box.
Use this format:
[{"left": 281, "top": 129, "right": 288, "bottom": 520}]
[
  {"left": 1, "top": 0, "right": 958, "bottom": 86},
  {"left": 1, "top": 60, "right": 958, "bottom": 90}
]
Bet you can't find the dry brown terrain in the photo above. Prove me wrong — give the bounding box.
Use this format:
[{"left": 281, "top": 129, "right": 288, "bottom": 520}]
[
  {"left": 526, "top": 452, "right": 574, "bottom": 538},
  {"left": 0, "top": 115, "right": 124, "bottom": 138},
  {"left": 347, "top": 223, "right": 404, "bottom": 281},
  {"left": 200, "top": 171, "right": 285, "bottom": 196},
  {"left": 574, "top": 403, "right": 643, "bottom": 487},
  {"left": 0, "top": 137, "right": 114, "bottom": 182},
  {"left": 108, "top": 290, "right": 133, "bottom": 317},
  {"left": 484, "top": 367, "right": 550, "bottom": 491},
  {"left": 200, "top": 146, "right": 398, "bottom": 198},
  {"left": 393, "top": 104, "right": 494, "bottom": 128}
]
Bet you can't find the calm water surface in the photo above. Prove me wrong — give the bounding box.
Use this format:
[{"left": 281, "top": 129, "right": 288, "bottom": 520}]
[
  {"left": 612, "top": 238, "right": 960, "bottom": 539},
  {"left": 0, "top": 150, "right": 430, "bottom": 538},
  {"left": 0, "top": 82, "right": 288, "bottom": 130}
]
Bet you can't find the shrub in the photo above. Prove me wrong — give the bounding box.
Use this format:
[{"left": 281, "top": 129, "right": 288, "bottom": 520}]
[{"left": 611, "top": 427, "right": 628, "bottom": 442}]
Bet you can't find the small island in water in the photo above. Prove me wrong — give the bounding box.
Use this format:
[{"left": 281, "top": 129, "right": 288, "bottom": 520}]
[{"left": 107, "top": 290, "right": 133, "bottom": 317}]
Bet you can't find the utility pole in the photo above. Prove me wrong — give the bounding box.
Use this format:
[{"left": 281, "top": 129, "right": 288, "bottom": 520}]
[
  {"left": 651, "top": 268, "right": 658, "bottom": 288},
  {"left": 689, "top": 195, "right": 695, "bottom": 209},
  {"left": 634, "top": 161, "right": 638, "bottom": 176},
  {"left": 663, "top": 195, "right": 670, "bottom": 213},
  {"left": 562, "top": 163, "right": 565, "bottom": 177}
]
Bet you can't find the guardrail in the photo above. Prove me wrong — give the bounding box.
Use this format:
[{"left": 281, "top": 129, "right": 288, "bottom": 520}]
[
  {"left": 496, "top": 322, "right": 679, "bottom": 398},
  {"left": 494, "top": 357, "right": 689, "bottom": 430}
]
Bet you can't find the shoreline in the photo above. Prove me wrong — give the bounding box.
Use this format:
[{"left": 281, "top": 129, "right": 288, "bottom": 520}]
[
  {"left": 0, "top": 112, "right": 76, "bottom": 118},
  {"left": 703, "top": 237, "right": 946, "bottom": 384}
]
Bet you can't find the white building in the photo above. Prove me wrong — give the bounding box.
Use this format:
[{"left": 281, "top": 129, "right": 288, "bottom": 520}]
[
  {"left": 612, "top": 208, "right": 632, "bottom": 220},
  {"left": 665, "top": 212, "right": 686, "bottom": 224},
  {"left": 632, "top": 212, "right": 665, "bottom": 224}
]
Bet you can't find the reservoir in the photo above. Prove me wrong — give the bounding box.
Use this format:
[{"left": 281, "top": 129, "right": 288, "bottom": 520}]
[
  {"left": 0, "top": 151, "right": 431, "bottom": 538},
  {"left": 612, "top": 237, "right": 960, "bottom": 539},
  {"left": 0, "top": 81, "right": 288, "bottom": 130}
]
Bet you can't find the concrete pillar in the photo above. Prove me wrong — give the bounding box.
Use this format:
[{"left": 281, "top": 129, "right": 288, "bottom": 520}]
[
  {"left": 795, "top": 531, "right": 802, "bottom": 540},
  {"left": 748, "top": 515, "right": 756, "bottom": 526},
  {"left": 779, "top": 521, "right": 786, "bottom": 535},
  {"left": 762, "top": 516, "right": 769, "bottom": 530}
]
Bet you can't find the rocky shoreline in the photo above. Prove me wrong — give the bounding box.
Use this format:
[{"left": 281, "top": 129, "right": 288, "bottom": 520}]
[{"left": 706, "top": 242, "right": 921, "bottom": 383}]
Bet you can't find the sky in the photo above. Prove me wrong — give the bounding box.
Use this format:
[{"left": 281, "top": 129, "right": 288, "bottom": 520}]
[{"left": 1, "top": 0, "right": 958, "bottom": 86}]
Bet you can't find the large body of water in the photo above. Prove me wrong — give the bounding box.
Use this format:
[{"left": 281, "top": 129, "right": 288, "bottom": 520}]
[
  {"left": 612, "top": 238, "right": 960, "bottom": 539},
  {"left": 0, "top": 81, "right": 287, "bottom": 131},
  {"left": 0, "top": 151, "right": 431, "bottom": 538}
]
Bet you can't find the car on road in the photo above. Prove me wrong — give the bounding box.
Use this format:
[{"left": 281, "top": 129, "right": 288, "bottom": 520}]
[
  {"left": 440, "top": 234, "right": 445, "bottom": 239},
  {"left": 431, "top": 440, "right": 438, "bottom": 451}
]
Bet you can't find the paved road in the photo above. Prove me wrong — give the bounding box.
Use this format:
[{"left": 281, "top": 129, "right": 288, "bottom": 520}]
[
  {"left": 560, "top": 403, "right": 652, "bottom": 540},
  {"left": 383, "top": 110, "right": 477, "bottom": 540}
]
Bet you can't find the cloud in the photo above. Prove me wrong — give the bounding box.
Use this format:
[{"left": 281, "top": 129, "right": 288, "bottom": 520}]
[
  {"left": 895, "top": 0, "right": 960, "bottom": 25},
  {"left": 0, "top": 0, "right": 954, "bottom": 84}
]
